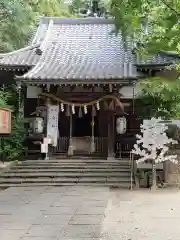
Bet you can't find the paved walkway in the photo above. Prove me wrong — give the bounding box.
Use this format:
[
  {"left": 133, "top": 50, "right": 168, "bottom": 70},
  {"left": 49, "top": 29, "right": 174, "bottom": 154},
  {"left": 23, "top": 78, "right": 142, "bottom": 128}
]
[{"left": 0, "top": 186, "right": 180, "bottom": 240}]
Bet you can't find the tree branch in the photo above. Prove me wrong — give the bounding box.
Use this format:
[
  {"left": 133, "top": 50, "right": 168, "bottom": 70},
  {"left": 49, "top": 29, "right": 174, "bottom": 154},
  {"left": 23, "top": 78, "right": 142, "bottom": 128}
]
[{"left": 161, "top": 0, "right": 180, "bottom": 20}]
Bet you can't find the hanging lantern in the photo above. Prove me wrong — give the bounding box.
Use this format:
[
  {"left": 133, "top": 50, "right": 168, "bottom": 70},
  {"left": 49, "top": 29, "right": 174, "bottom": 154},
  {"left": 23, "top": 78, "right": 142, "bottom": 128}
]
[
  {"left": 32, "top": 117, "right": 44, "bottom": 134},
  {"left": 84, "top": 105, "right": 87, "bottom": 114},
  {"left": 116, "top": 117, "right": 127, "bottom": 134},
  {"left": 96, "top": 101, "right": 100, "bottom": 110},
  {"left": 72, "top": 104, "right": 75, "bottom": 114},
  {"left": 60, "top": 103, "right": 64, "bottom": 112}
]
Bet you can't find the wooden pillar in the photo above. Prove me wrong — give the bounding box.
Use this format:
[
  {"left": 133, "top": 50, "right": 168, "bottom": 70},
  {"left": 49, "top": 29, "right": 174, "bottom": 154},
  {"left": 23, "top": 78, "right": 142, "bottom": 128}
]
[
  {"left": 17, "top": 82, "right": 24, "bottom": 118},
  {"left": 90, "top": 109, "right": 95, "bottom": 153},
  {"left": 107, "top": 110, "right": 115, "bottom": 160},
  {"left": 68, "top": 113, "right": 73, "bottom": 156},
  {"left": 45, "top": 97, "right": 50, "bottom": 160},
  {"left": 98, "top": 109, "right": 108, "bottom": 157}
]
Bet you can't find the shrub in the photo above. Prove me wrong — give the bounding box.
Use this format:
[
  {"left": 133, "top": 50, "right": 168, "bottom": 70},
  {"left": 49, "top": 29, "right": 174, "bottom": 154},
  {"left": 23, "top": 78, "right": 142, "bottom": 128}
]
[{"left": 0, "top": 88, "right": 25, "bottom": 161}]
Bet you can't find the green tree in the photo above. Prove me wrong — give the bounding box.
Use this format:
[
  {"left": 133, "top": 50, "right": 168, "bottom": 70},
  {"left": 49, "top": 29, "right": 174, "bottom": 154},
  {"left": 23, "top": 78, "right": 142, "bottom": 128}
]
[
  {"left": 69, "top": 0, "right": 110, "bottom": 15},
  {"left": 69, "top": 0, "right": 84, "bottom": 14},
  {"left": 29, "top": 0, "right": 72, "bottom": 17},
  {"left": 111, "top": 0, "right": 180, "bottom": 54},
  {"left": 0, "top": 0, "right": 73, "bottom": 52},
  {"left": 0, "top": 0, "right": 35, "bottom": 52},
  {"left": 0, "top": 89, "right": 25, "bottom": 161},
  {"left": 137, "top": 78, "right": 180, "bottom": 119}
]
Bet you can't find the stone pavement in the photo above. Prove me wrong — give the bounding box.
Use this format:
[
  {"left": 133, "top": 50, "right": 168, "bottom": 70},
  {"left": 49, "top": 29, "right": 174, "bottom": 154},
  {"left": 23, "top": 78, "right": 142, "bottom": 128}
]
[{"left": 0, "top": 186, "right": 180, "bottom": 240}]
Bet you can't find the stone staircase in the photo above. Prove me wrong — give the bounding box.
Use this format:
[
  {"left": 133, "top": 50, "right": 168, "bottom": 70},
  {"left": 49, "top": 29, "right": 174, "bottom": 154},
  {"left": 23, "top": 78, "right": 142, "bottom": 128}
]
[{"left": 0, "top": 158, "right": 133, "bottom": 188}]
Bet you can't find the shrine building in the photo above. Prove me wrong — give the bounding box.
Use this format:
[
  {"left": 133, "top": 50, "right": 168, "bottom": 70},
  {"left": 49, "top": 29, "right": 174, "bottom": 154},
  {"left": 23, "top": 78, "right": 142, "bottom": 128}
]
[{"left": 0, "top": 17, "right": 180, "bottom": 160}]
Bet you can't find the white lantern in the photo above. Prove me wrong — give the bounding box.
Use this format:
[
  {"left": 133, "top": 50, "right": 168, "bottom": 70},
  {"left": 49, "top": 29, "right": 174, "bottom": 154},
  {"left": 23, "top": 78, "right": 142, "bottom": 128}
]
[
  {"left": 116, "top": 117, "right": 127, "bottom": 134},
  {"left": 32, "top": 117, "right": 44, "bottom": 134}
]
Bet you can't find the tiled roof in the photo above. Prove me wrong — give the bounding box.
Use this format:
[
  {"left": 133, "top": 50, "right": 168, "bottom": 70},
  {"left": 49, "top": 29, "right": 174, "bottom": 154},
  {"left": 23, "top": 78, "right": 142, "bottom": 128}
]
[
  {"left": 18, "top": 17, "right": 139, "bottom": 83},
  {"left": 0, "top": 18, "right": 49, "bottom": 69},
  {"left": 136, "top": 53, "right": 179, "bottom": 66},
  {"left": 0, "top": 45, "right": 40, "bottom": 68},
  {"left": 1, "top": 16, "right": 179, "bottom": 81}
]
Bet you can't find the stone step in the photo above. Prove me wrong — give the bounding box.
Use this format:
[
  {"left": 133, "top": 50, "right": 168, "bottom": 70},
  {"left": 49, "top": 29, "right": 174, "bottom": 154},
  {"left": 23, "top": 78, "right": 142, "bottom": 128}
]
[
  {"left": 1, "top": 158, "right": 132, "bottom": 189},
  {"left": 1, "top": 171, "right": 130, "bottom": 178},
  {"left": 18, "top": 163, "right": 130, "bottom": 168},
  {"left": 52, "top": 155, "right": 105, "bottom": 159},
  {"left": 6, "top": 168, "right": 130, "bottom": 173},
  {"left": 20, "top": 160, "right": 129, "bottom": 165},
  {"left": 15, "top": 163, "right": 129, "bottom": 167},
  {"left": 0, "top": 177, "right": 130, "bottom": 184},
  {"left": 21, "top": 159, "right": 128, "bottom": 163},
  {"left": 10, "top": 169, "right": 130, "bottom": 174},
  {"left": 0, "top": 182, "right": 132, "bottom": 188},
  {"left": 10, "top": 167, "right": 130, "bottom": 172}
]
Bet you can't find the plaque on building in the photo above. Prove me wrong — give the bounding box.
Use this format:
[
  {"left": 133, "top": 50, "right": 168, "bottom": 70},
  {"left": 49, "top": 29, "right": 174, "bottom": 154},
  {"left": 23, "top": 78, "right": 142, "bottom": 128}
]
[{"left": 0, "top": 107, "right": 12, "bottom": 134}]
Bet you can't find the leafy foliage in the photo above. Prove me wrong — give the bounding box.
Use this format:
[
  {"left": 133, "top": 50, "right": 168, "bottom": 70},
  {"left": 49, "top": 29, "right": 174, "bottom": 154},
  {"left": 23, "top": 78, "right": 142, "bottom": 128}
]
[
  {"left": 0, "top": 0, "right": 73, "bottom": 52},
  {"left": 0, "top": 0, "right": 34, "bottom": 52},
  {"left": 68, "top": 0, "right": 110, "bottom": 15},
  {"left": 28, "top": 0, "right": 72, "bottom": 17},
  {"left": 0, "top": 117, "right": 25, "bottom": 161},
  {"left": 0, "top": 88, "right": 25, "bottom": 161},
  {"left": 111, "top": 0, "right": 180, "bottom": 54},
  {"left": 137, "top": 78, "right": 180, "bottom": 119},
  {"left": 69, "top": 0, "right": 84, "bottom": 14}
]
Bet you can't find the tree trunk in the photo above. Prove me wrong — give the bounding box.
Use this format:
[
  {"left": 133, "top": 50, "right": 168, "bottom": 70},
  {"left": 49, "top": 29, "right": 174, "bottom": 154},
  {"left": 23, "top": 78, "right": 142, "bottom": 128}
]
[{"left": 151, "top": 160, "right": 157, "bottom": 190}]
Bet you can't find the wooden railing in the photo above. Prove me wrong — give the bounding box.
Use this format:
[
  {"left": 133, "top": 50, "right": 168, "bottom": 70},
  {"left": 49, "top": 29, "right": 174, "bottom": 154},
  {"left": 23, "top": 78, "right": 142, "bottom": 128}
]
[
  {"left": 53, "top": 137, "right": 69, "bottom": 153},
  {"left": 116, "top": 137, "right": 136, "bottom": 158},
  {"left": 94, "top": 137, "right": 108, "bottom": 154},
  {"left": 52, "top": 136, "right": 136, "bottom": 158},
  {"left": 52, "top": 137, "right": 108, "bottom": 155}
]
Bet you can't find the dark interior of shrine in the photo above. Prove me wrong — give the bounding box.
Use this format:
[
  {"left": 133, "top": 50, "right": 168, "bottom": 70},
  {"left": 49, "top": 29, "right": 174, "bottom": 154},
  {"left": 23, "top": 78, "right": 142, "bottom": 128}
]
[
  {"left": 58, "top": 111, "right": 99, "bottom": 137},
  {"left": 72, "top": 112, "right": 99, "bottom": 137}
]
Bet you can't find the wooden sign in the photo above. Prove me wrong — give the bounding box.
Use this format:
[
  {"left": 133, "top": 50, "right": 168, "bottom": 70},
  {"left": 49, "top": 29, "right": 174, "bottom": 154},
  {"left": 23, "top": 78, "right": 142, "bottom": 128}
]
[{"left": 0, "top": 107, "right": 12, "bottom": 134}]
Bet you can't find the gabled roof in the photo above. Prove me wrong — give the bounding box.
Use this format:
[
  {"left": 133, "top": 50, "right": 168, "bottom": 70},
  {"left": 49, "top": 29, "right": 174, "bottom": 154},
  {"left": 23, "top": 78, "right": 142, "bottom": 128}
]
[
  {"left": 0, "top": 45, "right": 39, "bottom": 69},
  {"left": 0, "top": 16, "right": 180, "bottom": 82},
  {"left": 18, "top": 17, "right": 139, "bottom": 84},
  {"left": 0, "top": 17, "right": 49, "bottom": 69}
]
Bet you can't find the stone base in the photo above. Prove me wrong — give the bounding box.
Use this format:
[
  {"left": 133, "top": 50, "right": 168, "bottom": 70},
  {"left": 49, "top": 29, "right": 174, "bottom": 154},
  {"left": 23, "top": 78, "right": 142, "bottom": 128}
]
[
  {"left": 107, "top": 156, "right": 115, "bottom": 161},
  {"left": 68, "top": 145, "right": 74, "bottom": 156}
]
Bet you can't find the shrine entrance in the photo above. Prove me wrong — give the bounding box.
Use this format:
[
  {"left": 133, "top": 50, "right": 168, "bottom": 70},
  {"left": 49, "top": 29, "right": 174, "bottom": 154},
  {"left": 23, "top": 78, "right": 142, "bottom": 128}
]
[
  {"left": 73, "top": 113, "right": 91, "bottom": 137},
  {"left": 73, "top": 112, "right": 98, "bottom": 137},
  {"left": 40, "top": 92, "right": 124, "bottom": 158}
]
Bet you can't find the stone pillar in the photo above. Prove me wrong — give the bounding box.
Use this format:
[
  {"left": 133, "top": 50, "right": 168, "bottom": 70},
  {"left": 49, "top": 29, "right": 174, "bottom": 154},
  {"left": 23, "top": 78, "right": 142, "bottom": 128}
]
[{"left": 107, "top": 111, "right": 115, "bottom": 160}]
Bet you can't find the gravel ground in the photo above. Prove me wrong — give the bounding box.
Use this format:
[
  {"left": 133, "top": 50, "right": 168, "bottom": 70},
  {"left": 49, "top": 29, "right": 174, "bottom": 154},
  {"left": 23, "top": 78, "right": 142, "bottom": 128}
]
[{"left": 0, "top": 186, "right": 180, "bottom": 240}]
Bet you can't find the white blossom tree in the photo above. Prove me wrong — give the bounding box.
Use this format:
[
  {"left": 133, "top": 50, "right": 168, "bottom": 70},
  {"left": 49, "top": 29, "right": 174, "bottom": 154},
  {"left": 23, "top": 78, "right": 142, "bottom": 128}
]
[{"left": 132, "top": 118, "right": 178, "bottom": 189}]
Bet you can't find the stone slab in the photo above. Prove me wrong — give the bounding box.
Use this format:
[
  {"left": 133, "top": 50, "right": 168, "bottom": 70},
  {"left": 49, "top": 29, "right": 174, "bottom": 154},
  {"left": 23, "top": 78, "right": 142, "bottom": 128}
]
[
  {"left": 22, "top": 237, "right": 58, "bottom": 240},
  {"left": 33, "top": 214, "right": 72, "bottom": 225},
  {"left": 0, "top": 229, "right": 26, "bottom": 240},
  {"left": 43, "top": 206, "right": 78, "bottom": 215},
  {"left": 61, "top": 225, "right": 101, "bottom": 238},
  {"left": 69, "top": 214, "right": 104, "bottom": 225},
  {"left": 25, "top": 225, "right": 64, "bottom": 237},
  {"left": 0, "top": 186, "right": 180, "bottom": 240},
  {"left": 76, "top": 206, "right": 107, "bottom": 215}
]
